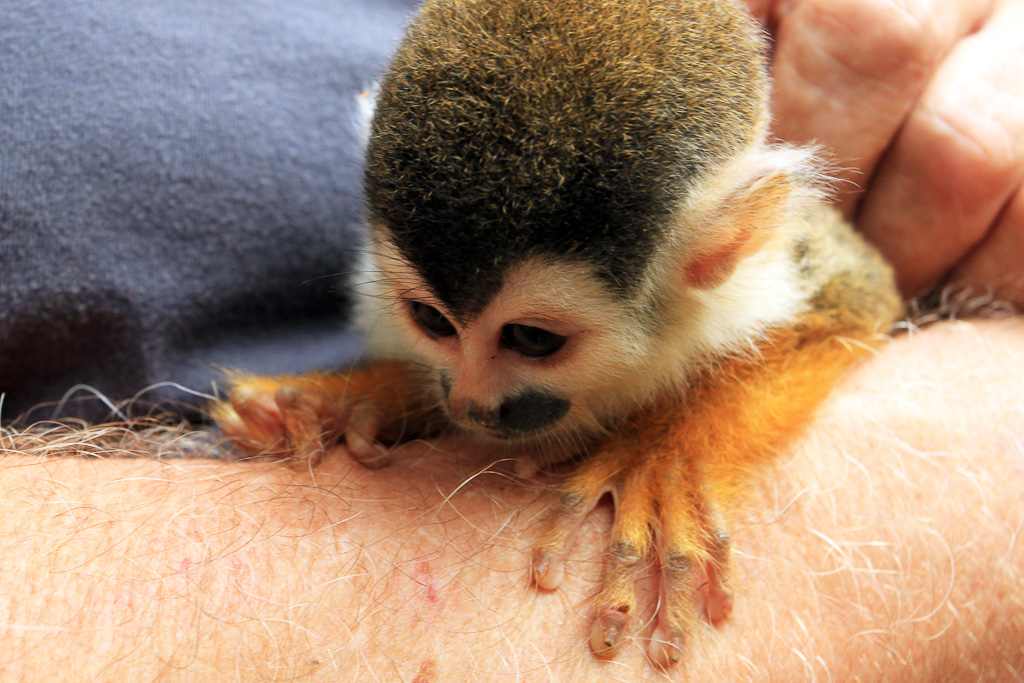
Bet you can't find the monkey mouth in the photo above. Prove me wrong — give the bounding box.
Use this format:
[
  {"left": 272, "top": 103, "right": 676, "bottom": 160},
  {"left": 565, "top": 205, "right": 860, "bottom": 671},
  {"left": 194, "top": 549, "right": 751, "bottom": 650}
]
[
  {"left": 457, "top": 420, "right": 582, "bottom": 464},
  {"left": 450, "top": 411, "right": 577, "bottom": 448},
  {"left": 453, "top": 415, "right": 557, "bottom": 441}
]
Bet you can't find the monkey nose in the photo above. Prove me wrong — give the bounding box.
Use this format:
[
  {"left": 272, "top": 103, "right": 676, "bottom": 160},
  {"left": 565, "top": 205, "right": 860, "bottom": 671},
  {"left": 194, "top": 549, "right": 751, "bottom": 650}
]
[
  {"left": 464, "top": 401, "right": 505, "bottom": 430},
  {"left": 458, "top": 391, "right": 570, "bottom": 437}
]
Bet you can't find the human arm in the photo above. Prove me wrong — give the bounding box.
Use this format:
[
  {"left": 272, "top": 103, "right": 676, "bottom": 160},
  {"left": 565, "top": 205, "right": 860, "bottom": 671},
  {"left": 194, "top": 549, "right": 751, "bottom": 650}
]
[{"left": 2, "top": 319, "right": 1022, "bottom": 681}]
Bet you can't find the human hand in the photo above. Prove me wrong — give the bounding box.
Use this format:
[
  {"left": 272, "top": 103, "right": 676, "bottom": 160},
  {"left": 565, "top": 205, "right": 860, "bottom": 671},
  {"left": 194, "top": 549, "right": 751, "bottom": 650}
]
[{"left": 745, "top": 0, "right": 1024, "bottom": 306}]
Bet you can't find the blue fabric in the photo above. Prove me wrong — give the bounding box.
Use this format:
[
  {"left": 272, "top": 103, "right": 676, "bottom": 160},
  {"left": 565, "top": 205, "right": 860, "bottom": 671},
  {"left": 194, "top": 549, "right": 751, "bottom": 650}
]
[{"left": 0, "top": 0, "right": 418, "bottom": 422}]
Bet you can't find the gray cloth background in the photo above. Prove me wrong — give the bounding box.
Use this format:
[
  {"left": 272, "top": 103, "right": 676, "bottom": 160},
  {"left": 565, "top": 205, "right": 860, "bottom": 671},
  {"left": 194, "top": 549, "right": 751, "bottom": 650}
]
[{"left": 1, "top": 0, "right": 418, "bottom": 422}]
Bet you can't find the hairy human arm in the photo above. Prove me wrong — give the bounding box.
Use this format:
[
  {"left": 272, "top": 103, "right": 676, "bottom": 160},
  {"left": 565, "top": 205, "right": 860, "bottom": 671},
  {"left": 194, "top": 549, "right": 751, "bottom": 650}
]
[{"left": 1, "top": 319, "right": 1023, "bottom": 682}]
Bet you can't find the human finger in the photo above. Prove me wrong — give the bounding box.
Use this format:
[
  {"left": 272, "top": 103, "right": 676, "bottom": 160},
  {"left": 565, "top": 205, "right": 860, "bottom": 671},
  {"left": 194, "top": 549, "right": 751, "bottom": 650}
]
[{"left": 948, "top": 184, "right": 1024, "bottom": 307}]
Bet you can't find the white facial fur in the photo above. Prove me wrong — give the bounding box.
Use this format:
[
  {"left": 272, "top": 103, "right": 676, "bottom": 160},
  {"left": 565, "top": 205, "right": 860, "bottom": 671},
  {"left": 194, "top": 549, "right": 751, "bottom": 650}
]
[
  {"left": 351, "top": 200, "right": 812, "bottom": 462},
  {"left": 352, "top": 239, "right": 646, "bottom": 458}
]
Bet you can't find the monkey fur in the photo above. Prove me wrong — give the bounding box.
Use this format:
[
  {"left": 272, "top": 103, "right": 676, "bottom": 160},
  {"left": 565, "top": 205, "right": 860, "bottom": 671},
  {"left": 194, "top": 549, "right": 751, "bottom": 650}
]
[{"left": 213, "top": 0, "right": 902, "bottom": 668}]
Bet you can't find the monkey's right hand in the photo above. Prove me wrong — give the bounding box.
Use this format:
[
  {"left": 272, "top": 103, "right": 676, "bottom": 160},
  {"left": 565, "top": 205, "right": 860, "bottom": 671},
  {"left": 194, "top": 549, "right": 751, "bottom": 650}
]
[{"left": 210, "top": 361, "right": 422, "bottom": 469}]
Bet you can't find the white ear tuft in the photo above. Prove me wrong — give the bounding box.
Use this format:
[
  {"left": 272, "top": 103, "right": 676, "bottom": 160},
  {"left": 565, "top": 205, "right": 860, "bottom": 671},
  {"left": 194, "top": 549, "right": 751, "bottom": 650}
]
[{"left": 674, "top": 142, "right": 833, "bottom": 289}]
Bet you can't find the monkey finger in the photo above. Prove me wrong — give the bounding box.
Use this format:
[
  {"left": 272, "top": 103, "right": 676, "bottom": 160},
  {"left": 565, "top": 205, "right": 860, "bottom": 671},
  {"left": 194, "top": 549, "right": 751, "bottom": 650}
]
[
  {"left": 765, "top": 0, "right": 987, "bottom": 214},
  {"left": 274, "top": 385, "right": 341, "bottom": 466},
  {"left": 531, "top": 461, "right": 620, "bottom": 591},
  {"left": 588, "top": 471, "right": 657, "bottom": 656},
  {"left": 647, "top": 484, "right": 704, "bottom": 667},
  {"left": 530, "top": 496, "right": 596, "bottom": 591},
  {"left": 214, "top": 384, "right": 287, "bottom": 455},
  {"left": 858, "top": 1, "right": 1024, "bottom": 298},
  {"left": 343, "top": 402, "right": 392, "bottom": 470},
  {"left": 589, "top": 540, "right": 646, "bottom": 657},
  {"left": 648, "top": 550, "right": 693, "bottom": 669},
  {"left": 697, "top": 517, "right": 734, "bottom": 627}
]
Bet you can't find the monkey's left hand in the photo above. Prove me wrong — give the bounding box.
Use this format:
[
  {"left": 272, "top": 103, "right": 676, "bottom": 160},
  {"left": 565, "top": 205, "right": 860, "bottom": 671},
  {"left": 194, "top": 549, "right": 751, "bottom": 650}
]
[
  {"left": 530, "top": 323, "right": 868, "bottom": 667},
  {"left": 531, "top": 395, "right": 734, "bottom": 668}
]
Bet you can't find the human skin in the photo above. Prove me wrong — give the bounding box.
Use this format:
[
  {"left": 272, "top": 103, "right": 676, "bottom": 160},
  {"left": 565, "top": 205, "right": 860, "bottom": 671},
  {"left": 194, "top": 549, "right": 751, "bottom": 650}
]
[
  {"left": 1, "top": 319, "right": 1022, "bottom": 682},
  {"left": 744, "top": 0, "right": 1024, "bottom": 305}
]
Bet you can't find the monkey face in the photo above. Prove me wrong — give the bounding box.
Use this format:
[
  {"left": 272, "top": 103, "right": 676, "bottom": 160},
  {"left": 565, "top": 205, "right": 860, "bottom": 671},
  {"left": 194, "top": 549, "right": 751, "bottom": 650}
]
[
  {"left": 364, "top": 241, "right": 660, "bottom": 459},
  {"left": 432, "top": 317, "right": 572, "bottom": 439}
]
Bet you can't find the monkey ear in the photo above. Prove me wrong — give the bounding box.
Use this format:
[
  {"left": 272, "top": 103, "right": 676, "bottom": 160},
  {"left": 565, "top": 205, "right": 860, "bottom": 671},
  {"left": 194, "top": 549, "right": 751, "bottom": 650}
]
[{"left": 682, "top": 172, "right": 791, "bottom": 289}]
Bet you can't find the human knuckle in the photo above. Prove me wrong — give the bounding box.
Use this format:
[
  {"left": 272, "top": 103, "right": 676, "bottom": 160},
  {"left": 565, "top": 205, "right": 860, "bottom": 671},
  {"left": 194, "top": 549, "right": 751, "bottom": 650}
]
[
  {"left": 802, "top": 0, "right": 945, "bottom": 76},
  {"left": 856, "top": 0, "right": 944, "bottom": 64},
  {"left": 926, "top": 99, "right": 1023, "bottom": 176}
]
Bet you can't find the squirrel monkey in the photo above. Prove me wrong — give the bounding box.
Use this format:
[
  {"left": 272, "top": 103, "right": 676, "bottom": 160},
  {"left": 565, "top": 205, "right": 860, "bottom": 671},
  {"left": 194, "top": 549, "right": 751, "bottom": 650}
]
[{"left": 213, "top": 0, "right": 902, "bottom": 668}]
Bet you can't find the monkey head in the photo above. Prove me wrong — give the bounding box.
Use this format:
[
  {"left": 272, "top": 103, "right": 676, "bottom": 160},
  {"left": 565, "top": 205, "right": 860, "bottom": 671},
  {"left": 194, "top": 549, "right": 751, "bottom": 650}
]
[{"left": 359, "top": 0, "right": 814, "bottom": 458}]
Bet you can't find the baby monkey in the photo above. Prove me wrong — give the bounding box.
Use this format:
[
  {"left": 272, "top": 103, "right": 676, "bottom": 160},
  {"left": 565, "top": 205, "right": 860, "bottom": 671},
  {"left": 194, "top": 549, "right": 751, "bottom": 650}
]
[{"left": 214, "top": 0, "right": 901, "bottom": 668}]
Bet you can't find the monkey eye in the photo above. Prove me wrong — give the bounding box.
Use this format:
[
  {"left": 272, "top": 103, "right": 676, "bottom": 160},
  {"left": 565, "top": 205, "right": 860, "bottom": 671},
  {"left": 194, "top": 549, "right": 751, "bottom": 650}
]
[
  {"left": 410, "top": 301, "right": 456, "bottom": 338},
  {"left": 501, "top": 324, "right": 566, "bottom": 359}
]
